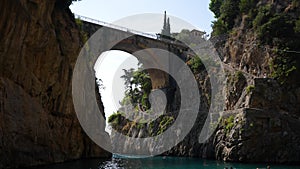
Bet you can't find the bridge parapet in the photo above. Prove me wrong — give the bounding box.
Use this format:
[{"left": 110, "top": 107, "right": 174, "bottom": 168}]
[{"left": 75, "top": 14, "right": 157, "bottom": 39}]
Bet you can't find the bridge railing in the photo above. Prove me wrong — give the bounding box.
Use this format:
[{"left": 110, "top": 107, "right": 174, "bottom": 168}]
[{"left": 74, "top": 14, "right": 157, "bottom": 39}]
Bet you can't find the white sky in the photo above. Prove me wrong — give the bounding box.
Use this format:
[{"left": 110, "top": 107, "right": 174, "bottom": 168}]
[
  {"left": 71, "top": 0, "right": 216, "bottom": 132},
  {"left": 70, "top": 0, "right": 215, "bottom": 34},
  {"left": 94, "top": 51, "right": 139, "bottom": 132}
]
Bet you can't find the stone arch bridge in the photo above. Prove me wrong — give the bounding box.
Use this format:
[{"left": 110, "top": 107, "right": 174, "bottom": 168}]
[{"left": 77, "top": 15, "right": 191, "bottom": 90}]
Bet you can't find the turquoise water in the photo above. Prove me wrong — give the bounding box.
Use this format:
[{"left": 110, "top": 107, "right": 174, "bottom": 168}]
[{"left": 32, "top": 157, "right": 300, "bottom": 169}]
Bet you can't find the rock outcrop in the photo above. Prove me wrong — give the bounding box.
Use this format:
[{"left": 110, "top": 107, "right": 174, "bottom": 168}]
[
  {"left": 71, "top": 0, "right": 300, "bottom": 164},
  {"left": 214, "top": 78, "right": 300, "bottom": 163},
  {"left": 209, "top": 0, "right": 300, "bottom": 163},
  {"left": 0, "top": 0, "right": 110, "bottom": 168}
]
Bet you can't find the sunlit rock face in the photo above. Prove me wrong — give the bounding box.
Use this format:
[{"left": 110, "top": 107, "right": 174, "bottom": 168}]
[
  {"left": 213, "top": 78, "right": 300, "bottom": 163},
  {"left": 62, "top": 0, "right": 299, "bottom": 164},
  {"left": 209, "top": 0, "right": 300, "bottom": 163},
  {"left": 0, "top": 0, "right": 110, "bottom": 168}
]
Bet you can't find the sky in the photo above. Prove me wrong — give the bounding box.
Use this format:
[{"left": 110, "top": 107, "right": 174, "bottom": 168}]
[
  {"left": 93, "top": 51, "right": 139, "bottom": 132},
  {"left": 70, "top": 0, "right": 216, "bottom": 132},
  {"left": 70, "top": 0, "right": 215, "bottom": 34}
]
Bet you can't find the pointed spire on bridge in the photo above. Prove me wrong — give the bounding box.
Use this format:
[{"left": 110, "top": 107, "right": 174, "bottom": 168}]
[{"left": 161, "top": 11, "right": 171, "bottom": 37}]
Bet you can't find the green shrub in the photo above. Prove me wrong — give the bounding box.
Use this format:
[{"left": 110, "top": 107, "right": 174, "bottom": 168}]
[
  {"left": 239, "top": 0, "right": 256, "bottom": 14},
  {"left": 209, "top": 0, "right": 223, "bottom": 18},
  {"left": 270, "top": 56, "right": 297, "bottom": 84},
  {"left": 211, "top": 19, "right": 228, "bottom": 36},
  {"left": 253, "top": 5, "right": 272, "bottom": 29},
  {"left": 157, "top": 116, "right": 174, "bottom": 135},
  {"left": 75, "top": 18, "right": 83, "bottom": 27},
  {"left": 188, "top": 56, "right": 203, "bottom": 74},
  {"left": 75, "top": 18, "right": 88, "bottom": 43},
  {"left": 222, "top": 115, "right": 235, "bottom": 135},
  {"left": 121, "top": 68, "right": 152, "bottom": 110},
  {"left": 108, "top": 112, "right": 124, "bottom": 127},
  {"left": 246, "top": 85, "right": 255, "bottom": 94},
  {"left": 210, "top": 0, "right": 240, "bottom": 36},
  {"left": 295, "top": 18, "right": 300, "bottom": 33},
  {"left": 235, "top": 71, "right": 244, "bottom": 81},
  {"left": 220, "top": 0, "right": 240, "bottom": 30}
]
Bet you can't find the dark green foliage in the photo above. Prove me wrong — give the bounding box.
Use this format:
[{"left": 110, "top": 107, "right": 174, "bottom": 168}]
[
  {"left": 239, "top": 0, "right": 256, "bottom": 14},
  {"left": 211, "top": 19, "right": 228, "bottom": 36},
  {"left": 121, "top": 67, "right": 152, "bottom": 110},
  {"left": 254, "top": 12, "right": 296, "bottom": 46},
  {"left": 209, "top": 0, "right": 223, "bottom": 18},
  {"left": 221, "top": 115, "right": 235, "bottom": 135},
  {"left": 187, "top": 56, "right": 203, "bottom": 74},
  {"left": 157, "top": 116, "right": 174, "bottom": 135},
  {"left": 148, "top": 115, "right": 175, "bottom": 136},
  {"left": 270, "top": 54, "right": 297, "bottom": 84},
  {"left": 209, "top": 0, "right": 300, "bottom": 83},
  {"left": 251, "top": 4, "right": 300, "bottom": 83},
  {"left": 246, "top": 85, "right": 255, "bottom": 94},
  {"left": 252, "top": 5, "right": 271, "bottom": 29},
  {"left": 220, "top": 0, "right": 240, "bottom": 30},
  {"left": 295, "top": 18, "right": 300, "bottom": 33},
  {"left": 235, "top": 71, "right": 243, "bottom": 81},
  {"left": 75, "top": 18, "right": 83, "bottom": 27},
  {"left": 108, "top": 112, "right": 123, "bottom": 127},
  {"left": 210, "top": 0, "right": 240, "bottom": 35},
  {"left": 75, "top": 18, "right": 88, "bottom": 43}
]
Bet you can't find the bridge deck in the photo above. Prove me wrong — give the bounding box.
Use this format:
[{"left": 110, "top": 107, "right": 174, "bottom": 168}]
[{"left": 75, "top": 14, "right": 189, "bottom": 49}]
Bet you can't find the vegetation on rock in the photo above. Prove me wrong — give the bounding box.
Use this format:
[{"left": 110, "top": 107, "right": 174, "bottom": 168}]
[
  {"left": 121, "top": 67, "right": 152, "bottom": 110},
  {"left": 246, "top": 85, "right": 255, "bottom": 94},
  {"left": 210, "top": 0, "right": 300, "bottom": 84}
]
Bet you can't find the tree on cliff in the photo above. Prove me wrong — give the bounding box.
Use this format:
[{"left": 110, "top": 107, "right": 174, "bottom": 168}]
[
  {"left": 210, "top": 0, "right": 240, "bottom": 36},
  {"left": 121, "top": 67, "right": 152, "bottom": 110}
]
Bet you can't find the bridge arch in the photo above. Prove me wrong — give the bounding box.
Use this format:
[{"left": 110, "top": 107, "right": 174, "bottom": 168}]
[{"left": 80, "top": 19, "right": 190, "bottom": 90}]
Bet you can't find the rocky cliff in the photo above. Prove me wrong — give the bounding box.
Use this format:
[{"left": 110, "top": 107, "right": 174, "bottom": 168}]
[
  {"left": 107, "top": 0, "right": 300, "bottom": 164},
  {"left": 0, "top": 0, "right": 110, "bottom": 168},
  {"left": 210, "top": 0, "right": 300, "bottom": 163},
  {"left": 213, "top": 78, "right": 300, "bottom": 163}
]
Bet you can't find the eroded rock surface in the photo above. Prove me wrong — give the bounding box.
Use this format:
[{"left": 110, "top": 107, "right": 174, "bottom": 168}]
[{"left": 0, "top": 0, "right": 110, "bottom": 168}]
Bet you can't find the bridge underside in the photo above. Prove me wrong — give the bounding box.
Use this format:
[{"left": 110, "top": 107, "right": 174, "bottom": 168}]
[
  {"left": 82, "top": 20, "right": 189, "bottom": 90},
  {"left": 111, "top": 35, "right": 188, "bottom": 90}
]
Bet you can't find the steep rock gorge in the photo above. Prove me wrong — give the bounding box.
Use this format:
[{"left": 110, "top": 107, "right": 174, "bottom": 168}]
[
  {"left": 0, "top": 0, "right": 110, "bottom": 168},
  {"left": 107, "top": 0, "right": 300, "bottom": 164},
  {"left": 210, "top": 0, "right": 300, "bottom": 163}
]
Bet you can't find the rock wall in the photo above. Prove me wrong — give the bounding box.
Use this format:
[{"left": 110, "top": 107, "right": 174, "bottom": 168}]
[
  {"left": 209, "top": 0, "right": 300, "bottom": 163},
  {"left": 214, "top": 108, "right": 300, "bottom": 163},
  {"left": 0, "top": 0, "right": 110, "bottom": 168},
  {"left": 109, "top": 65, "right": 212, "bottom": 157},
  {"left": 213, "top": 78, "right": 300, "bottom": 163},
  {"left": 214, "top": 79, "right": 300, "bottom": 158},
  {"left": 74, "top": 0, "right": 300, "bottom": 164}
]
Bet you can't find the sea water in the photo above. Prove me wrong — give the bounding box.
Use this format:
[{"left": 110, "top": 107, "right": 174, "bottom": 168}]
[{"left": 30, "top": 156, "right": 300, "bottom": 169}]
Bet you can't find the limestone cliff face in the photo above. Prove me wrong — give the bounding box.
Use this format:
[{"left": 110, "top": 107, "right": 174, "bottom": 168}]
[
  {"left": 210, "top": 0, "right": 300, "bottom": 163},
  {"left": 213, "top": 78, "right": 300, "bottom": 163},
  {"left": 219, "top": 0, "right": 300, "bottom": 85},
  {"left": 108, "top": 0, "right": 300, "bottom": 163},
  {"left": 0, "top": 0, "right": 110, "bottom": 168}
]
